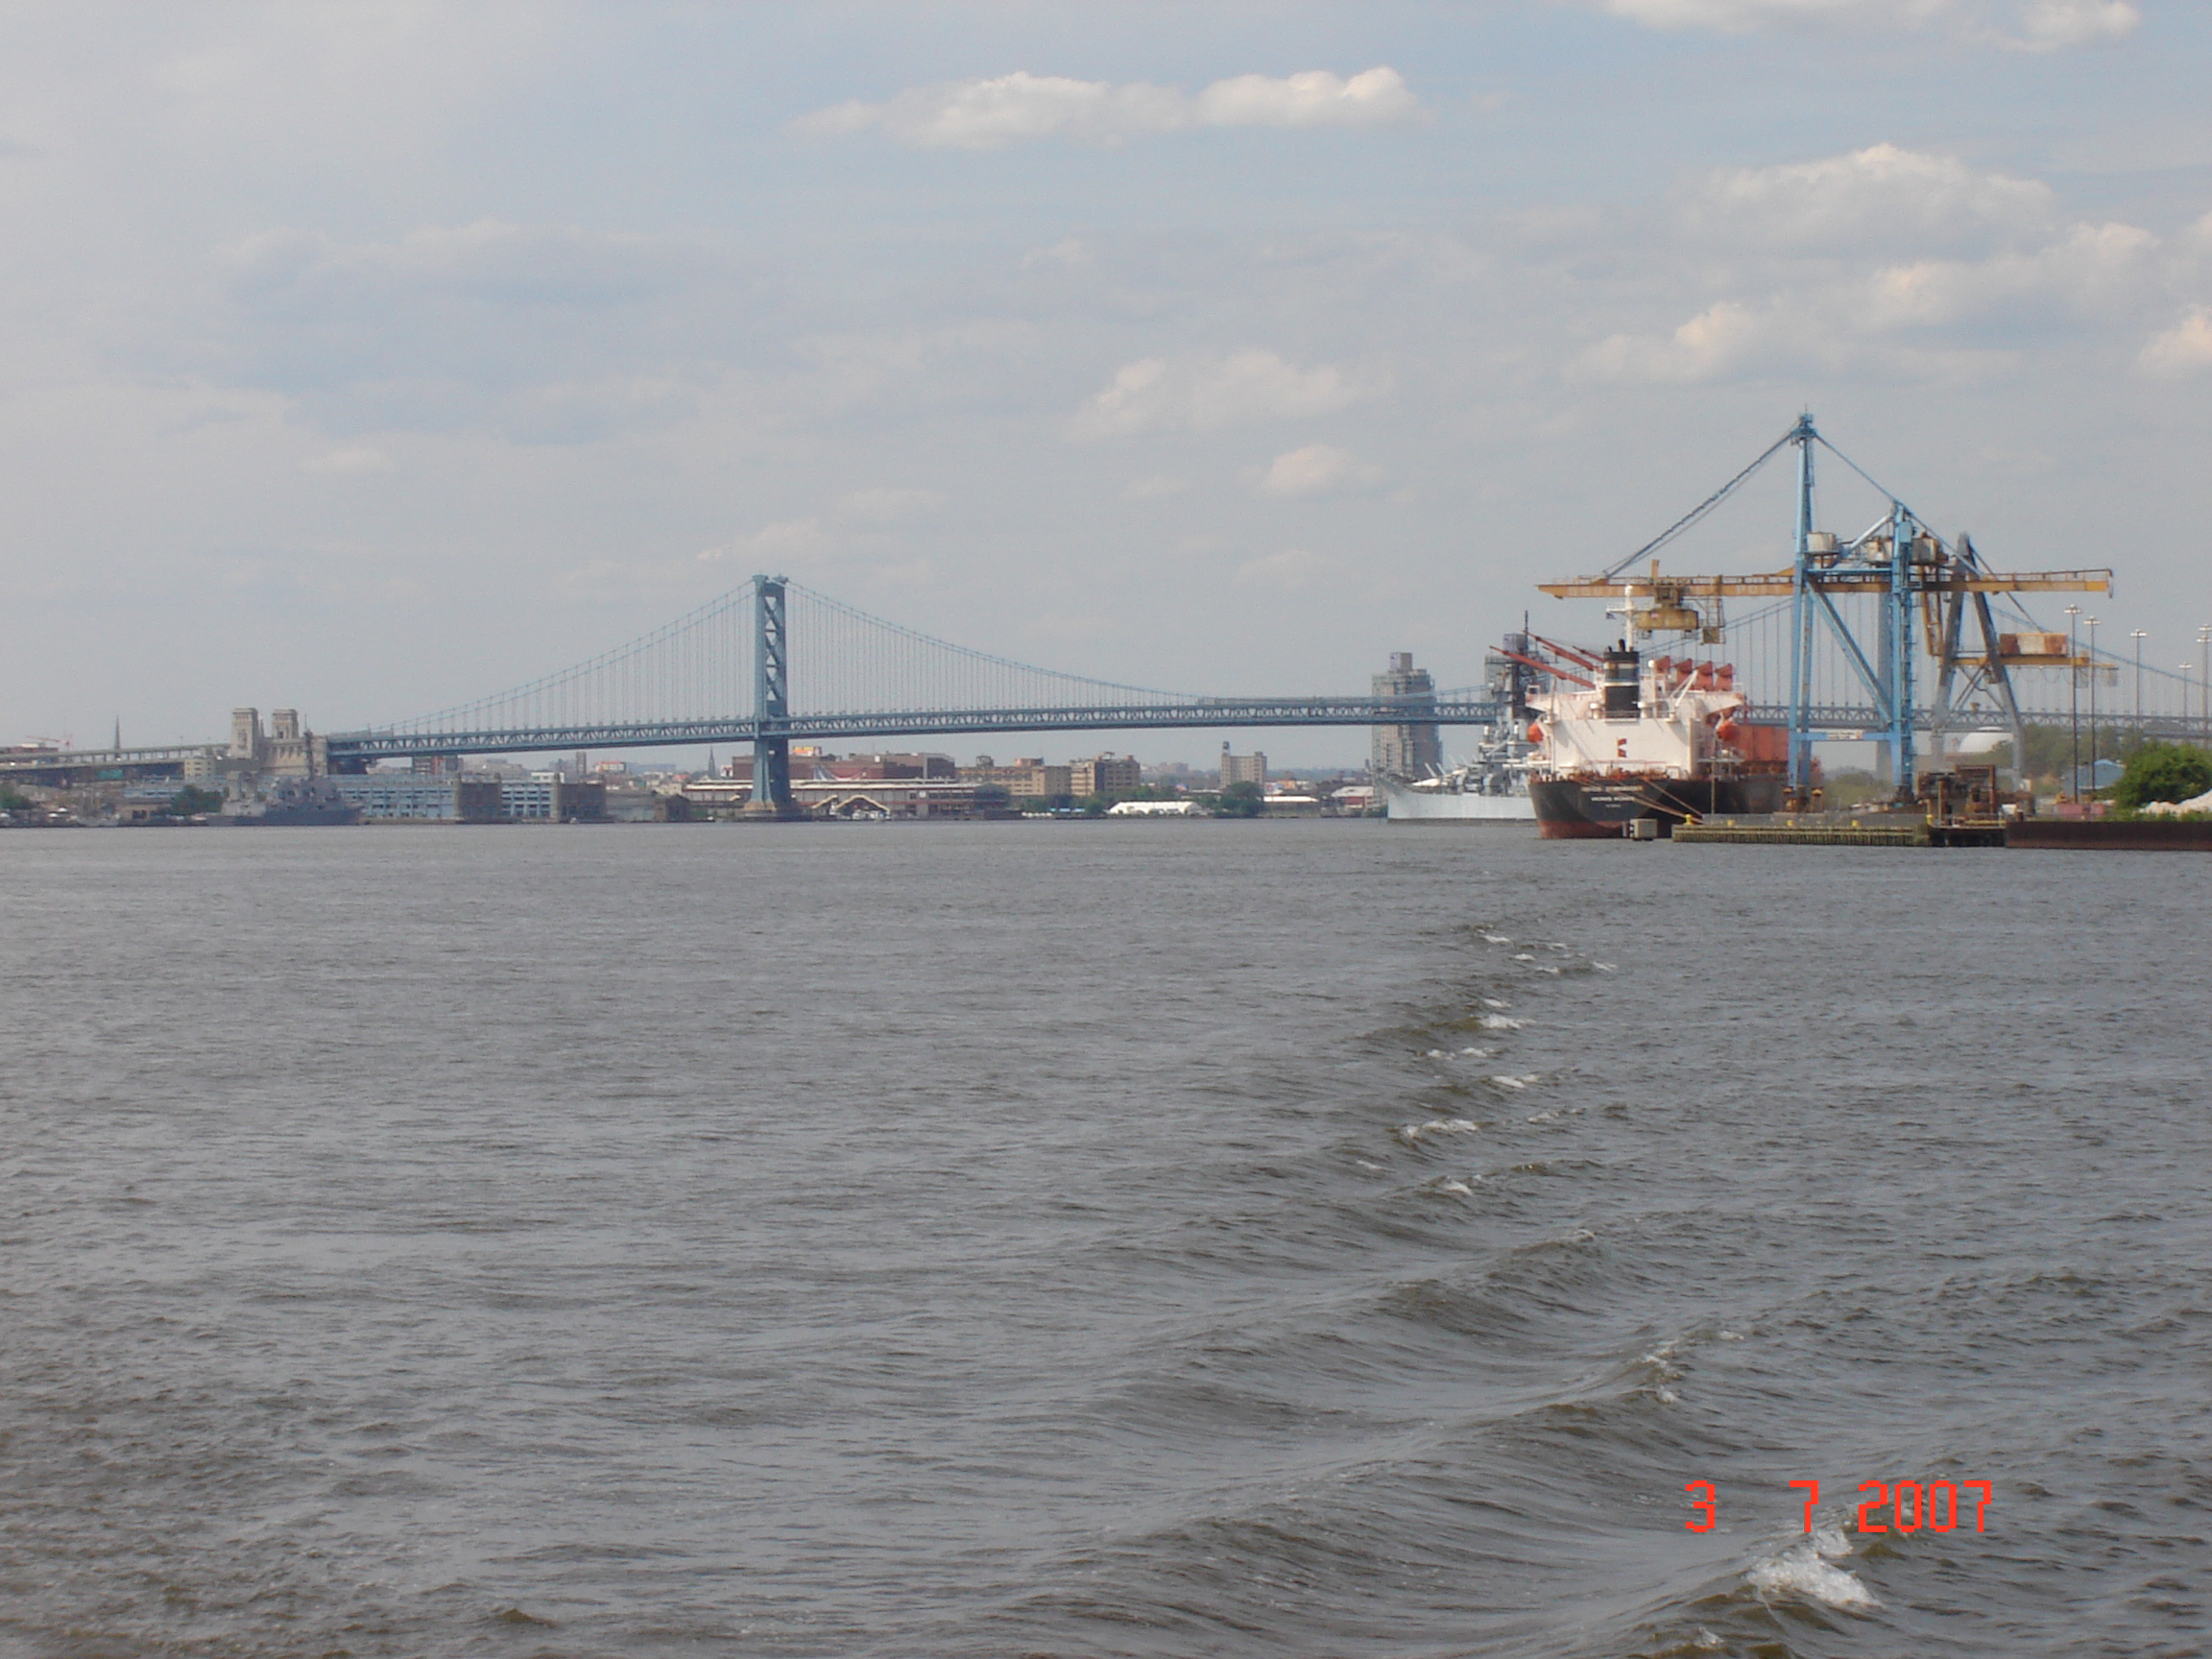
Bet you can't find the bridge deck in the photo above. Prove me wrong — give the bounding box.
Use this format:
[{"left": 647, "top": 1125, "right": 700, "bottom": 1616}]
[{"left": 317, "top": 702, "right": 2212, "bottom": 762}]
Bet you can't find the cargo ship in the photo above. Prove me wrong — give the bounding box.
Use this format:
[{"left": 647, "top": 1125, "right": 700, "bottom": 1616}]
[{"left": 1522, "top": 640, "right": 1787, "bottom": 838}]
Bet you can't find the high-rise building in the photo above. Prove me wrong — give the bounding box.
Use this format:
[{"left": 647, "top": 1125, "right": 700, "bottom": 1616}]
[
  {"left": 1220, "top": 743, "right": 1267, "bottom": 787},
  {"left": 1071, "top": 754, "right": 1141, "bottom": 796},
  {"left": 1370, "top": 651, "right": 1441, "bottom": 780}
]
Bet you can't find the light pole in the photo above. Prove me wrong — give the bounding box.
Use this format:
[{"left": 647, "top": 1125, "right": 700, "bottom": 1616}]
[
  {"left": 2086, "top": 614, "right": 2100, "bottom": 795},
  {"left": 2065, "top": 605, "right": 2080, "bottom": 799},
  {"left": 2200, "top": 625, "right": 2211, "bottom": 743},
  {"left": 2131, "top": 630, "right": 2146, "bottom": 748}
]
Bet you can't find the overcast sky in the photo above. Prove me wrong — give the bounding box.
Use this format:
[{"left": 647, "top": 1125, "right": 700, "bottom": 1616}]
[{"left": 3, "top": 0, "right": 2206, "bottom": 765}]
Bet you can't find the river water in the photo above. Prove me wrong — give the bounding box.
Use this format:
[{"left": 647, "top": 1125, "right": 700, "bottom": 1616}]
[{"left": 2, "top": 822, "right": 2206, "bottom": 1657}]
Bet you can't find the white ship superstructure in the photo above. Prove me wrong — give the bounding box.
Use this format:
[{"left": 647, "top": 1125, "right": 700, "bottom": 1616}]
[
  {"left": 1528, "top": 647, "right": 1773, "bottom": 780},
  {"left": 1381, "top": 764, "right": 1534, "bottom": 821},
  {"left": 1523, "top": 641, "right": 1788, "bottom": 837}
]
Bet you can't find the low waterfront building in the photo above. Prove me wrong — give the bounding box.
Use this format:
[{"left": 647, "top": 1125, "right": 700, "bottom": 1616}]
[
  {"left": 326, "top": 782, "right": 502, "bottom": 827},
  {"left": 328, "top": 775, "right": 605, "bottom": 822},
  {"left": 722, "top": 751, "right": 956, "bottom": 783},
  {"left": 680, "top": 778, "right": 993, "bottom": 819},
  {"left": 330, "top": 775, "right": 502, "bottom": 822},
  {"left": 792, "top": 780, "right": 985, "bottom": 817},
  {"left": 955, "top": 758, "right": 1073, "bottom": 797},
  {"left": 602, "top": 785, "right": 670, "bottom": 822}
]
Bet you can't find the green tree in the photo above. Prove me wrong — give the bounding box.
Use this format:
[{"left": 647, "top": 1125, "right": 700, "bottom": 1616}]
[
  {"left": 1817, "top": 768, "right": 1884, "bottom": 808},
  {"left": 1982, "top": 723, "right": 2079, "bottom": 782},
  {"left": 168, "top": 784, "right": 227, "bottom": 816},
  {"left": 2111, "top": 742, "right": 2212, "bottom": 809},
  {"left": 1980, "top": 722, "right": 2173, "bottom": 785},
  {"left": 0, "top": 785, "right": 32, "bottom": 814},
  {"left": 1213, "top": 780, "right": 1262, "bottom": 818}
]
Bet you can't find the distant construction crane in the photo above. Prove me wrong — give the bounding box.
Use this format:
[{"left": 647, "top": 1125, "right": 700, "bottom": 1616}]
[{"left": 1535, "top": 413, "right": 2111, "bottom": 795}]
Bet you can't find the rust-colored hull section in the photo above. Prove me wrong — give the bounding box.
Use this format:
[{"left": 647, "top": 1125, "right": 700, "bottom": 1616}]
[{"left": 2006, "top": 818, "right": 2212, "bottom": 851}]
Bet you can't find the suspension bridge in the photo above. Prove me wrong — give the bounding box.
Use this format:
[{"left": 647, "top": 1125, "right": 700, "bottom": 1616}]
[
  {"left": 7, "top": 417, "right": 2206, "bottom": 803},
  {"left": 318, "top": 577, "right": 1509, "bottom": 810}
]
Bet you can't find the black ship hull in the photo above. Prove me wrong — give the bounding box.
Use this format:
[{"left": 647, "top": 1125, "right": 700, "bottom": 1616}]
[{"left": 1530, "top": 774, "right": 1786, "bottom": 839}]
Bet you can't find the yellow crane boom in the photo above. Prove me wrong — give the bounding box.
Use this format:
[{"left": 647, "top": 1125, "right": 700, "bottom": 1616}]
[{"left": 1536, "top": 569, "right": 2110, "bottom": 599}]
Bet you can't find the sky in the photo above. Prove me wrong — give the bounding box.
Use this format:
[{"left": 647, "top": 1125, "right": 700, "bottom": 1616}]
[{"left": 3, "top": 0, "right": 2208, "bottom": 767}]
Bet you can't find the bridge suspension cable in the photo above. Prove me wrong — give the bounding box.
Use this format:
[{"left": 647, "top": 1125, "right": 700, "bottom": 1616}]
[
  {"left": 373, "top": 584, "right": 759, "bottom": 738},
  {"left": 782, "top": 581, "right": 1193, "bottom": 717}
]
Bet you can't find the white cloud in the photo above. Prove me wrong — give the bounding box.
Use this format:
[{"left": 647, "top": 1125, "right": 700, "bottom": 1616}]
[
  {"left": 1190, "top": 69, "right": 1426, "bottom": 130},
  {"left": 1700, "top": 144, "right": 2053, "bottom": 250},
  {"left": 795, "top": 67, "right": 1423, "bottom": 151},
  {"left": 1577, "top": 211, "right": 2163, "bottom": 383},
  {"left": 1858, "top": 221, "right": 2159, "bottom": 328},
  {"left": 2139, "top": 308, "right": 2212, "bottom": 376},
  {"left": 1583, "top": 0, "right": 2138, "bottom": 50},
  {"left": 2009, "top": 0, "right": 2140, "bottom": 49},
  {"left": 1075, "top": 349, "right": 1383, "bottom": 437},
  {"left": 1590, "top": 0, "right": 1933, "bottom": 24},
  {"left": 1576, "top": 301, "right": 1782, "bottom": 383},
  {"left": 1253, "top": 443, "right": 1384, "bottom": 497},
  {"left": 300, "top": 445, "right": 392, "bottom": 474},
  {"left": 1236, "top": 548, "right": 1333, "bottom": 589}
]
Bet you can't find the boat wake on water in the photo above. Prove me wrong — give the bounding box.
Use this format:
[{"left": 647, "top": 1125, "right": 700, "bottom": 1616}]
[{"left": 4, "top": 831, "right": 2204, "bottom": 1657}]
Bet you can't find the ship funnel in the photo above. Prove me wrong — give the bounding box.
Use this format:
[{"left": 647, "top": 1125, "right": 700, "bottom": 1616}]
[{"left": 1602, "top": 645, "right": 1641, "bottom": 719}]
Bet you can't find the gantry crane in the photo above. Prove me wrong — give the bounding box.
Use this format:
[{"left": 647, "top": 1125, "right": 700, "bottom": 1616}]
[{"left": 1534, "top": 414, "right": 2110, "bottom": 795}]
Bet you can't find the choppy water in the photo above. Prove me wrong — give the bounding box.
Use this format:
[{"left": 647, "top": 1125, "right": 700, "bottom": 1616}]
[{"left": 3, "top": 822, "right": 2208, "bottom": 1657}]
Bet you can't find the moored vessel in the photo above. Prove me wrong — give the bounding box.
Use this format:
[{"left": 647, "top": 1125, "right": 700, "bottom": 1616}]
[
  {"left": 1382, "top": 771, "right": 1534, "bottom": 821},
  {"left": 218, "top": 777, "right": 361, "bottom": 827},
  {"left": 1525, "top": 641, "right": 1786, "bottom": 838},
  {"left": 1382, "top": 728, "right": 1534, "bottom": 822}
]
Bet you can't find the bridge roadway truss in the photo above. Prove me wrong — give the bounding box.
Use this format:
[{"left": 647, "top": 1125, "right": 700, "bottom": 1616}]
[
  {"left": 16, "top": 705, "right": 2203, "bottom": 789},
  {"left": 321, "top": 700, "right": 2208, "bottom": 765},
  {"left": 325, "top": 696, "right": 1513, "bottom": 765}
]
